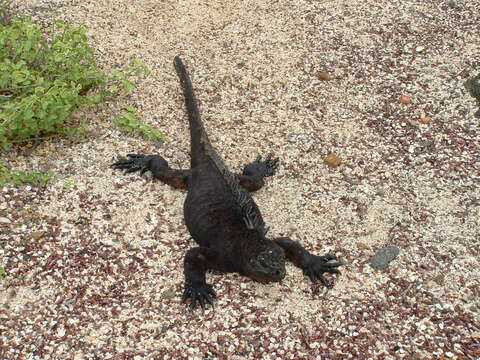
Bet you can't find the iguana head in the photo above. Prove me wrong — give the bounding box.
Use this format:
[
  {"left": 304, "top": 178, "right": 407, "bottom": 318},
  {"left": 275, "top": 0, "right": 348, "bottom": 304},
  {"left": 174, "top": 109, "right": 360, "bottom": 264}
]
[{"left": 244, "top": 244, "right": 286, "bottom": 283}]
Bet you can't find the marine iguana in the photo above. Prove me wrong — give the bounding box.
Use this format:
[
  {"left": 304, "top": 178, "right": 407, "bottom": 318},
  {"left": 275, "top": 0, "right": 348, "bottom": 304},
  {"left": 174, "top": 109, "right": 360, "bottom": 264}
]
[{"left": 112, "top": 56, "right": 342, "bottom": 310}]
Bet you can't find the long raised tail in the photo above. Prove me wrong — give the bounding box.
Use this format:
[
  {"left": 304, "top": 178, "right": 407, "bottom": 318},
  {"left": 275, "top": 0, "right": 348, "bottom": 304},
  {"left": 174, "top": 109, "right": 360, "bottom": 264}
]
[
  {"left": 173, "top": 56, "right": 210, "bottom": 167},
  {"left": 173, "top": 56, "right": 268, "bottom": 236}
]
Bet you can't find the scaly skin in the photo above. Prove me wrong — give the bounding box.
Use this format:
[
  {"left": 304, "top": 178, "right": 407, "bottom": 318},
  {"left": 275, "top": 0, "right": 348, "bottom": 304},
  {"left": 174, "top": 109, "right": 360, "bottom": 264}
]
[{"left": 112, "top": 56, "right": 342, "bottom": 311}]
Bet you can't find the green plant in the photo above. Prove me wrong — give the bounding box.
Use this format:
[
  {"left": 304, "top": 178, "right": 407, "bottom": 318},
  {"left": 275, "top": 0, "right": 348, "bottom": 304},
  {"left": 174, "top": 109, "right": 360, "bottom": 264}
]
[
  {"left": 0, "top": 17, "right": 153, "bottom": 150},
  {"left": 0, "top": 160, "right": 53, "bottom": 187},
  {"left": 0, "top": 266, "right": 6, "bottom": 278},
  {"left": 114, "top": 106, "right": 166, "bottom": 142},
  {"left": 107, "top": 59, "right": 150, "bottom": 96}
]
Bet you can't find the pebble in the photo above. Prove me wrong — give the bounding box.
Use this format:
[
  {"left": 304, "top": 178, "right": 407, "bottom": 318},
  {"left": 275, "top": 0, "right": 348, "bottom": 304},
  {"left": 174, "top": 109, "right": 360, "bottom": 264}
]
[
  {"left": 356, "top": 242, "right": 369, "bottom": 250},
  {"left": 415, "top": 46, "right": 425, "bottom": 53},
  {"left": 161, "top": 290, "right": 176, "bottom": 299},
  {"left": 31, "top": 231, "right": 45, "bottom": 240},
  {"left": 399, "top": 95, "right": 412, "bottom": 104},
  {"left": 441, "top": 1, "right": 459, "bottom": 10},
  {"left": 0, "top": 217, "right": 11, "bottom": 224},
  {"left": 419, "top": 117, "right": 432, "bottom": 124},
  {"left": 370, "top": 245, "right": 400, "bottom": 270},
  {"left": 317, "top": 72, "right": 334, "bottom": 81},
  {"left": 324, "top": 153, "right": 342, "bottom": 168},
  {"left": 464, "top": 74, "right": 480, "bottom": 100}
]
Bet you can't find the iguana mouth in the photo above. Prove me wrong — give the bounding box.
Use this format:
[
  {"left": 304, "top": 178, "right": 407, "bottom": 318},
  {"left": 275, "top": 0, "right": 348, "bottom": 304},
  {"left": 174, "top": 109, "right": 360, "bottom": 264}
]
[{"left": 248, "top": 248, "right": 286, "bottom": 283}]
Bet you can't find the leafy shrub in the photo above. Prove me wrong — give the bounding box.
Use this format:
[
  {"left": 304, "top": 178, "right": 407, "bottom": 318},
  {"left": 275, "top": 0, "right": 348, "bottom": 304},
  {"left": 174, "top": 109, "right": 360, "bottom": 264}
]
[
  {"left": 0, "top": 160, "right": 53, "bottom": 186},
  {"left": 0, "top": 17, "right": 161, "bottom": 150},
  {"left": 114, "top": 106, "right": 166, "bottom": 142},
  {"left": 0, "top": 18, "right": 107, "bottom": 149}
]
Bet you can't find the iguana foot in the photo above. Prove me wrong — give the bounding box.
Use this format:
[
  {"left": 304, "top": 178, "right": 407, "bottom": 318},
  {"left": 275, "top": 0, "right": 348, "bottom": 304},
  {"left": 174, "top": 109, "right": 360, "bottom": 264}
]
[
  {"left": 111, "top": 154, "right": 168, "bottom": 175},
  {"left": 182, "top": 282, "right": 216, "bottom": 311},
  {"left": 273, "top": 237, "right": 343, "bottom": 287},
  {"left": 303, "top": 254, "right": 342, "bottom": 286},
  {"left": 243, "top": 153, "right": 279, "bottom": 178}
]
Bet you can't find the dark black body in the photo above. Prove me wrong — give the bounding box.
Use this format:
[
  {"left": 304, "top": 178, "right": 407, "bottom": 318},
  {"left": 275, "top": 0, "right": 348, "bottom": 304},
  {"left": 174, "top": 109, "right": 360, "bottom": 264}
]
[{"left": 112, "top": 56, "right": 342, "bottom": 310}]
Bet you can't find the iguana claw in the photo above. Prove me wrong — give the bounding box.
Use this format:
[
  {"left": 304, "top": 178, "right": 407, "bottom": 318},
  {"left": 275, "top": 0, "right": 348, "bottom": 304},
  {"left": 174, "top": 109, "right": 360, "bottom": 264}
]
[
  {"left": 111, "top": 154, "right": 154, "bottom": 174},
  {"left": 243, "top": 153, "right": 280, "bottom": 178},
  {"left": 182, "top": 282, "right": 216, "bottom": 312},
  {"left": 303, "top": 254, "right": 342, "bottom": 285}
]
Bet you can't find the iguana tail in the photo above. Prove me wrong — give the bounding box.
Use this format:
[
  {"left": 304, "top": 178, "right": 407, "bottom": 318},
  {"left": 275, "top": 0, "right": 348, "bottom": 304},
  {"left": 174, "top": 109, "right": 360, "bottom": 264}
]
[
  {"left": 174, "top": 56, "right": 210, "bottom": 167},
  {"left": 173, "top": 56, "right": 268, "bottom": 236}
]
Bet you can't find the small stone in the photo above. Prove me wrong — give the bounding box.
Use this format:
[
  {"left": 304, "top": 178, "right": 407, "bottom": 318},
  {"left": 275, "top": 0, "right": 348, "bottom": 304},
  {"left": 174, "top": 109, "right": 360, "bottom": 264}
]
[
  {"left": 464, "top": 74, "right": 480, "bottom": 100},
  {"left": 415, "top": 46, "right": 425, "bottom": 53},
  {"left": 419, "top": 117, "right": 432, "bottom": 124},
  {"left": 324, "top": 153, "right": 342, "bottom": 168},
  {"left": 356, "top": 242, "right": 369, "bottom": 250},
  {"left": 433, "top": 274, "right": 445, "bottom": 285},
  {"left": 317, "top": 72, "right": 334, "bottom": 81},
  {"left": 154, "top": 140, "right": 164, "bottom": 148},
  {"left": 399, "top": 95, "right": 412, "bottom": 104},
  {"left": 161, "top": 290, "right": 176, "bottom": 299},
  {"left": 459, "top": 69, "right": 470, "bottom": 79},
  {"left": 444, "top": 1, "right": 459, "bottom": 9},
  {"left": 370, "top": 245, "right": 400, "bottom": 270},
  {"left": 0, "top": 217, "right": 11, "bottom": 224},
  {"left": 31, "top": 231, "right": 45, "bottom": 240}
]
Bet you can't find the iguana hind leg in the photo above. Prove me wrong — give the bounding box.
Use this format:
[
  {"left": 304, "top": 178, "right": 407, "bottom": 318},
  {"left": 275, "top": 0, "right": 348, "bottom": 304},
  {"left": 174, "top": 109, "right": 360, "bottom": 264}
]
[
  {"left": 111, "top": 154, "right": 190, "bottom": 189},
  {"left": 236, "top": 154, "right": 279, "bottom": 192}
]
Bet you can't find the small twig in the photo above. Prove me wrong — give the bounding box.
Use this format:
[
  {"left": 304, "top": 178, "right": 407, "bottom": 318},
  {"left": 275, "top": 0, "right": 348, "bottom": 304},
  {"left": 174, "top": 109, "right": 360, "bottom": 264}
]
[{"left": 23, "top": 140, "right": 41, "bottom": 157}]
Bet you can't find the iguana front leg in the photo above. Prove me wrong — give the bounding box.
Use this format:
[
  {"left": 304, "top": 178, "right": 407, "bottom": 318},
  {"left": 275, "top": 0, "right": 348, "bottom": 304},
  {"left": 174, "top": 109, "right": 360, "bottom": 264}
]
[
  {"left": 273, "top": 237, "right": 342, "bottom": 286},
  {"left": 236, "top": 154, "right": 279, "bottom": 192},
  {"left": 112, "top": 154, "right": 190, "bottom": 189},
  {"left": 182, "top": 247, "right": 220, "bottom": 311}
]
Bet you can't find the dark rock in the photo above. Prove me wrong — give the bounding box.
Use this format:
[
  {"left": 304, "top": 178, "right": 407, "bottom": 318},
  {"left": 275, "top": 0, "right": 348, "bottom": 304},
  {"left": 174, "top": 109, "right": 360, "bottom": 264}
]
[
  {"left": 441, "top": 1, "right": 459, "bottom": 10},
  {"left": 464, "top": 74, "right": 480, "bottom": 100},
  {"left": 370, "top": 245, "right": 400, "bottom": 270}
]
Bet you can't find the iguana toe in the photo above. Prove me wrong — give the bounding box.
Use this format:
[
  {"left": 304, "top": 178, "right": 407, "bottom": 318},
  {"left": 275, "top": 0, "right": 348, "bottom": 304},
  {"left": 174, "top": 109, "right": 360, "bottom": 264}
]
[
  {"left": 111, "top": 154, "right": 154, "bottom": 175},
  {"left": 303, "top": 254, "right": 343, "bottom": 285},
  {"left": 182, "top": 283, "right": 216, "bottom": 312}
]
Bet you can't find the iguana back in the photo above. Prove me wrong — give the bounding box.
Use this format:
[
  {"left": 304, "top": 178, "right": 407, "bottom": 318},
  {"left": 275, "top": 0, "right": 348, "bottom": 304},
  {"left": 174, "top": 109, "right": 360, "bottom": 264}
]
[{"left": 173, "top": 56, "right": 267, "bottom": 236}]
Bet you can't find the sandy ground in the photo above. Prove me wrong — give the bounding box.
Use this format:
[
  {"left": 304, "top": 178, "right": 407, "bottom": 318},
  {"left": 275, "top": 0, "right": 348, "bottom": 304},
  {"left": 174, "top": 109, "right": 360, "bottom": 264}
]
[{"left": 1, "top": 0, "right": 479, "bottom": 359}]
